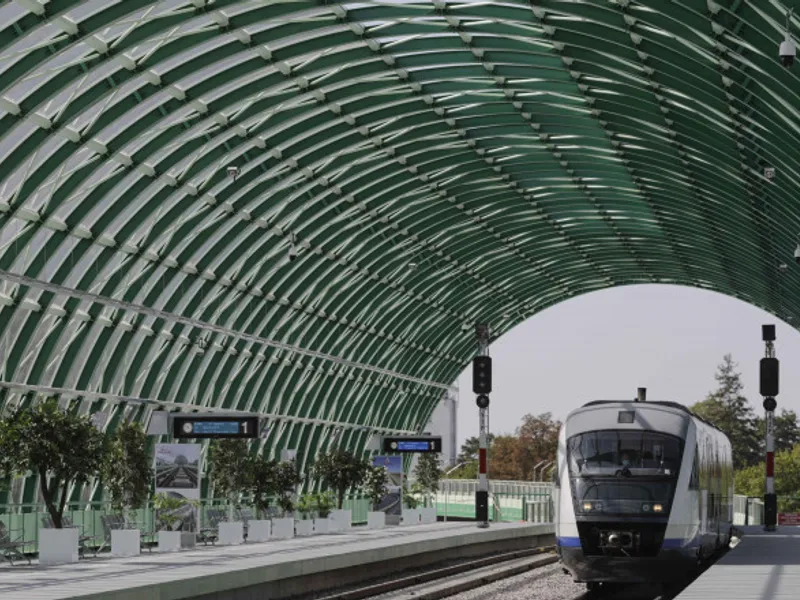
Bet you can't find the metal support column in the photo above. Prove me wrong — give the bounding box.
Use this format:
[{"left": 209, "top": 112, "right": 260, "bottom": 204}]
[{"left": 761, "top": 324, "right": 779, "bottom": 531}]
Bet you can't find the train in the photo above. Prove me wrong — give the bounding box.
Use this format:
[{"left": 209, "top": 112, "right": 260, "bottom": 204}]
[{"left": 554, "top": 392, "right": 734, "bottom": 591}]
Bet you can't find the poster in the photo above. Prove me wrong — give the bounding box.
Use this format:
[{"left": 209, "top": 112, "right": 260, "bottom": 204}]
[
  {"left": 372, "top": 455, "right": 403, "bottom": 516},
  {"left": 154, "top": 443, "right": 201, "bottom": 531}
]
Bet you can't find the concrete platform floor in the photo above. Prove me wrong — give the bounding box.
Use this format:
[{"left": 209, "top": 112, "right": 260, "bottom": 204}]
[
  {"left": 0, "top": 521, "right": 554, "bottom": 600},
  {"left": 675, "top": 525, "right": 800, "bottom": 600}
]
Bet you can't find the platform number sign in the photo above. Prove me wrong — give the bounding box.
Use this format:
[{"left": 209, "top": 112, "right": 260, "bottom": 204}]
[
  {"left": 172, "top": 415, "right": 259, "bottom": 439},
  {"left": 382, "top": 436, "right": 442, "bottom": 453}
]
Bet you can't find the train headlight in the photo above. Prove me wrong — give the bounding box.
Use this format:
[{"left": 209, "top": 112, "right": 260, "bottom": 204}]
[
  {"left": 642, "top": 504, "right": 651, "bottom": 512},
  {"left": 653, "top": 504, "right": 663, "bottom": 513},
  {"left": 583, "top": 502, "right": 593, "bottom": 511}
]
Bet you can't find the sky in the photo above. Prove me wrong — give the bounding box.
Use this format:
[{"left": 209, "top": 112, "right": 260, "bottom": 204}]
[{"left": 449, "top": 284, "right": 800, "bottom": 450}]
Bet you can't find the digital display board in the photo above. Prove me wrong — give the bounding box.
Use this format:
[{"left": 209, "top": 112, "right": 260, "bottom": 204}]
[
  {"left": 172, "top": 415, "right": 259, "bottom": 439},
  {"left": 382, "top": 436, "right": 442, "bottom": 453}
]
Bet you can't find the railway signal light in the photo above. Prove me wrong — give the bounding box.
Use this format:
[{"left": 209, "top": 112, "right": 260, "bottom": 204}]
[
  {"left": 476, "top": 394, "right": 490, "bottom": 409},
  {"left": 760, "top": 357, "right": 779, "bottom": 397},
  {"left": 472, "top": 356, "right": 492, "bottom": 394}
]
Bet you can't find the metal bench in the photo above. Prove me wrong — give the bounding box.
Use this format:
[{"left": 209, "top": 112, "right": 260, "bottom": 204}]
[
  {"left": 196, "top": 508, "right": 225, "bottom": 546},
  {"left": 40, "top": 515, "right": 97, "bottom": 558},
  {"left": 0, "top": 520, "right": 31, "bottom": 566}
]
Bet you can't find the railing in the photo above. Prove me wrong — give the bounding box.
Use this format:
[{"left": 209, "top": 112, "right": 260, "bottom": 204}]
[
  {"left": 436, "top": 479, "right": 553, "bottom": 523},
  {"left": 0, "top": 495, "right": 371, "bottom": 556},
  {"left": 733, "top": 495, "right": 764, "bottom": 526}
]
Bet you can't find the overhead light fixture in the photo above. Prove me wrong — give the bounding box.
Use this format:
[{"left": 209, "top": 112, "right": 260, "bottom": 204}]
[{"left": 408, "top": 261, "right": 417, "bottom": 268}]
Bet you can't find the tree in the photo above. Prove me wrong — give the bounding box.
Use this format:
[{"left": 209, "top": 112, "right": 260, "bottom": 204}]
[
  {"left": 735, "top": 443, "right": 800, "bottom": 510},
  {"left": 488, "top": 435, "right": 522, "bottom": 480},
  {"left": 457, "top": 434, "right": 495, "bottom": 463},
  {"left": 312, "top": 448, "right": 369, "bottom": 509},
  {"left": 209, "top": 439, "right": 252, "bottom": 519},
  {"left": 248, "top": 454, "right": 278, "bottom": 519},
  {"left": 103, "top": 421, "right": 153, "bottom": 521},
  {"left": 691, "top": 354, "right": 760, "bottom": 469},
  {"left": 363, "top": 465, "right": 389, "bottom": 511},
  {"left": 274, "top": 460, "right": 303, "bottom": 516},
  {"left": 0, "top": 399, "right": 107, "bottom": 528},
  {"left": 413, "top": 453, "right": 441, "bottom": 507},
  {"left": 755, "top": 409, "right": 800, "bottom": 455},
  {"left": 516, "top": 412, "right": 561, "bottom": 479}
]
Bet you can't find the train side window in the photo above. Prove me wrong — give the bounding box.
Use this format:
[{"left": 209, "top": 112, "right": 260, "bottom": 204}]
[{"left": 689, "top": 445, "right": 699, "bottom": 490}]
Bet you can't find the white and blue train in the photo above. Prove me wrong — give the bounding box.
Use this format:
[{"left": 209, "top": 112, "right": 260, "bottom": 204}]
[{"left": 554, "top": 394, "right": 733, "bottom": 590}]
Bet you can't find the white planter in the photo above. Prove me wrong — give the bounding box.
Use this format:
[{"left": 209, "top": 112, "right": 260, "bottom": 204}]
[
  {"left": 271, "top": 517, "right": 294, "bottom": 540},
  {"left": 218, "top": 521, "right": 244, "bottom": 546},
  {"left": 158, "top": 530, "right": 182, "bottom": 552},
  {"left": 420, "top": 507, "right": 438, "bottom": 524},
  {"left": 39, "top": 528, "right": 79, "bottom": 565},
  {"left": 401, "top": 509, "right": 420, "bottom": 525},
  {"left": 367, "top": 511, "right": 385, "bottom": 530},
  {"left": 314, "top": 518, "right": 331, "bottom": 534},
  {"left": 295, "top": 519, "right": 314, "bottom": 536},
  {"left": 248, "top": 520, "right": 271, "bottom": 542},
  {"left": 111, "top": 529, "right": 140, "bottom": 557},
  {"left": 329, "top": 509, "right": 352, "bottom": 532}
]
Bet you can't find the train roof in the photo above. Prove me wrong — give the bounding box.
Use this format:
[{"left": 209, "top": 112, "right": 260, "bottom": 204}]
[{"left": 579, "top": 400, "right": 727, "bottom": 436}]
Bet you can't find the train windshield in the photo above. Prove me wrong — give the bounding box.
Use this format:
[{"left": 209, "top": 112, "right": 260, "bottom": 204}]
[{"left": 567, "top": 430, "right": 682, "bottom": 478}]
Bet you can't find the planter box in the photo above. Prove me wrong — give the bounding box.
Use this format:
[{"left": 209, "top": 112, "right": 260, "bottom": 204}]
[
  {"left": 39, "top": 528, "right": 79, "bottom": 565},
  {"left": 218, "top": 521, "right": 244, "bottom": 546},
  {"left": 295, "top": 519, "right": 314, "bottom": 536},
  {"left": 111, "top": 529, "right": 141, "bottom": 557},
  {"left": 401, "top": 509, "right": 420, "bottom": 526},
  {"left": 314, "top": 518, "right": 331, "bottom": 534},
  {"left": 329, "top": 509, "right": 352, "bottom": 532},
  {"left": 248, "top": 520, "right": 271, "bottom": 542},
  {"left": 271, "top": 517, "right": 294, "bottom": 540},
  {"left": 420, "top": 507, "right": 438, "bottom": 524},
  {"left": 367, "top": 511, "right": 385, "bottom": 530},
  {"left": 158, "top": 530, "right": 182, "bottom": 552}
]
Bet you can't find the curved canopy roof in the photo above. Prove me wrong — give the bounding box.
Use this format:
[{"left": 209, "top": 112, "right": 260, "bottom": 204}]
[{"left": 1, "top": 0, "right": 799, "bottom": 486}]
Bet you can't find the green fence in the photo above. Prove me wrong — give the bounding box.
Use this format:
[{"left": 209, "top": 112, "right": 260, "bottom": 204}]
[
  {"left": 0, "top": 495, "right": 371, "bottom": 556},
  {"left": 435, "top": 479, "right": 554, "bottom": 523}
]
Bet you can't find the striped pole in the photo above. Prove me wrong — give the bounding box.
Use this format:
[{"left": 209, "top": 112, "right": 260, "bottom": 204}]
[
  {"left": 475, "top": 324, "right": 490, "bottom": 528},
  {"left": 761, "top": 324, "right": 779, "bottom": 531}
]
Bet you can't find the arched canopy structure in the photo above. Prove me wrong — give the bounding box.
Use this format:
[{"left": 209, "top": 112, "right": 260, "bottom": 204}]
[{"left": 1, "top": 0, "right": 800, "bottom": 492}]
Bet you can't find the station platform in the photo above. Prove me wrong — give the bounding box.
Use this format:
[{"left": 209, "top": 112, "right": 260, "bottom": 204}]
[
  {"left": 675, "top": 525, "right": 800, "bottom": 599},
  {"left": 0, "top": 521, "right": 554, "bottom": 600}
]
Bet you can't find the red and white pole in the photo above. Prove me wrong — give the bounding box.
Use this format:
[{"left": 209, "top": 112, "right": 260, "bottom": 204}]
[
  {"left": 761, "top": 324, "right": 779, "bottom": 531},
  {"left": 474, "top": 324, "right": 491, "bottom": 528}
]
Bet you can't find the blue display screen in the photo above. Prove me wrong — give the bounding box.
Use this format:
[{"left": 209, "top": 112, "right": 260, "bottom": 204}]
[
  {"left": 397, "top": 441, "right": 432, "bottom": 451},
  {"left": 192, "top": 421, "right": 241, "bottom": 434}
]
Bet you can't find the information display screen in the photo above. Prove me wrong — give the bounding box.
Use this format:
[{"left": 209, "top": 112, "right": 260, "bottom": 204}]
[
  {"left": 382, "top": 436, "right": 442, "bottom": 453},
  {"left": 172, "top": 415, "right": 259, "bottom": 439}
]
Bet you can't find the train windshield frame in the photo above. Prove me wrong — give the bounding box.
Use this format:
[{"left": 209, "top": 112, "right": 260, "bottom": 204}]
[{"left": 567, "top": 430, "right": 684, "bottom": 479}]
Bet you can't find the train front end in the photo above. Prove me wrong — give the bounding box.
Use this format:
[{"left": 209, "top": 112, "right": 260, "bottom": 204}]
[{"left": 555, "top": 401, "right": 695, "bottom": 584}]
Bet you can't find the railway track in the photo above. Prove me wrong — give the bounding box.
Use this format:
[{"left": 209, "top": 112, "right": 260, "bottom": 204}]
[{"left": 311, "top": 546, "right": 558, "bottom": 600}]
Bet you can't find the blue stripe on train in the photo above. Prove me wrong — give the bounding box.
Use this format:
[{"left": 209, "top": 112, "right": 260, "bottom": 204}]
[
  {"left": 557, "top": 536, "right": 700, "bottom": 549},
  {"left": 557, "top": 536, "right": 581, "bottom": 547}
]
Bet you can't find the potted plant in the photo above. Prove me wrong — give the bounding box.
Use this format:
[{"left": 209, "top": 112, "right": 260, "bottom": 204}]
[
  {"left": 413, "top": 453, "right": 441, "bottom": 524},
  {"left": 272, "top": 460, "right": 302, "bottom": 539},
  {"left": 0, "top": 399, "right": 106, "bottom": 565},
  {"left": 311, "top": 449, "right": 369, "bottom": 532},
  {"left": 295, "top": 493, "right": 315, "bottom": 536},
  {"left": 208, "top": 439, "right": 251, "bottom": 545},
  {"left": 103, "top": 421, "right": 153, "bottom": 556},
  {"left": 364, "top": 465, "right": 389, "bottom": 529},
  {"left": 153, "top": 493, "right": 197, "bottom": 552},
  {"left": 312, "top": 491, "right": 335, "bottom": 534},
  {"left": 247, "top": 454, "right": 277, "bottom": 541}
]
